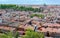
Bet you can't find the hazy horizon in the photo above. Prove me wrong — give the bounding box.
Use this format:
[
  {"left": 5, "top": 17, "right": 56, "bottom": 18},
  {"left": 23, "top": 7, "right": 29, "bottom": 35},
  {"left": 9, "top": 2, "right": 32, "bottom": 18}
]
[{"left": 0, "top": 0, "right": 60, "bottom": 5}]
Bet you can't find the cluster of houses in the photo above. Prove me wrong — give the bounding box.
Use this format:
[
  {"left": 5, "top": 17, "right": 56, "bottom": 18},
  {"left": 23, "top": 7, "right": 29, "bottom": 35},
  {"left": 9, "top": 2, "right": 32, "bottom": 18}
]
[{"left": 0, "top": 5, "right": 60, "bottom": 37}]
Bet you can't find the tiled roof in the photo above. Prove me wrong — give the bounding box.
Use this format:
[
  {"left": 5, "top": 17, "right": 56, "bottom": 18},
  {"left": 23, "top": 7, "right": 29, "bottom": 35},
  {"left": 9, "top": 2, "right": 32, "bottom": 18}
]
[
  {"left": 43, "top": 23, "right": 60, "bottom": 27},
  {"left": 0, "top": 26, "right": 15, "bottom": 31}
]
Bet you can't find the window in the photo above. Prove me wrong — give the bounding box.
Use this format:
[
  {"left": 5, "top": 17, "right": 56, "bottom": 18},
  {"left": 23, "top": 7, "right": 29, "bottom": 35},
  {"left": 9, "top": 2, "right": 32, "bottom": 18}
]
[
  {"left": 57, "top": 18, "right": 60, "bottom": 20},
  {"left": 0, "top": 14, "right": 2, "bottom": 16}
]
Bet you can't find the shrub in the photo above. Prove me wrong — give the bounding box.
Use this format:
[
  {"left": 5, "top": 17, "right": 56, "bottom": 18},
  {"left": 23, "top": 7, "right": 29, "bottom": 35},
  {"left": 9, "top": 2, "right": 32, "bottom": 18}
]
[{"left": 22, "top": 29, "right": 44, "bottom": 38}]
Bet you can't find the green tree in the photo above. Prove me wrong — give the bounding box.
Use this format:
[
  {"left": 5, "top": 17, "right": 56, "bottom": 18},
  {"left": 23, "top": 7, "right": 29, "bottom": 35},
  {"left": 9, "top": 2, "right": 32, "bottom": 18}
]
[
  {"left": 0, "top": 31, "right": 19, "bottom": 38},
  {"left": 0, "top": 4, "right": 42, "bottom": 12},
  {"left": 0, "top": 34, "right": 8, "bottom": 38},
  {"left": 30, "top": 14, "right": 44, "bottom": 18},
  {"left": 22, "top": 29, "right": 44, "bottom": 38},
  {"left": 0, "top": 31, "right": 13, "bottom": 38},
  {"left": 14, "top": 32, "right": 19, "bottom": 38}
]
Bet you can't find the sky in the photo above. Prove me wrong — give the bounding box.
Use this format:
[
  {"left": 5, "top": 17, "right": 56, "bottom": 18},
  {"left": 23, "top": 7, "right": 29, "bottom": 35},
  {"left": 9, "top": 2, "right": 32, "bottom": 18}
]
[{"left": 0, "top": 0, "right": 60, "bottom": 5}]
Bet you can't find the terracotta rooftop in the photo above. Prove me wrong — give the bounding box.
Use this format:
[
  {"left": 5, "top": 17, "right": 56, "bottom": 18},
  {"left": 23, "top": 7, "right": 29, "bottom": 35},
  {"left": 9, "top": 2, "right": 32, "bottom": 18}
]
[
  {"left": 0, "top": 26, "right": 16, "bottom": 31},
  {"left": 43, "top": 23, "right": 60, "bottom": 27}
]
